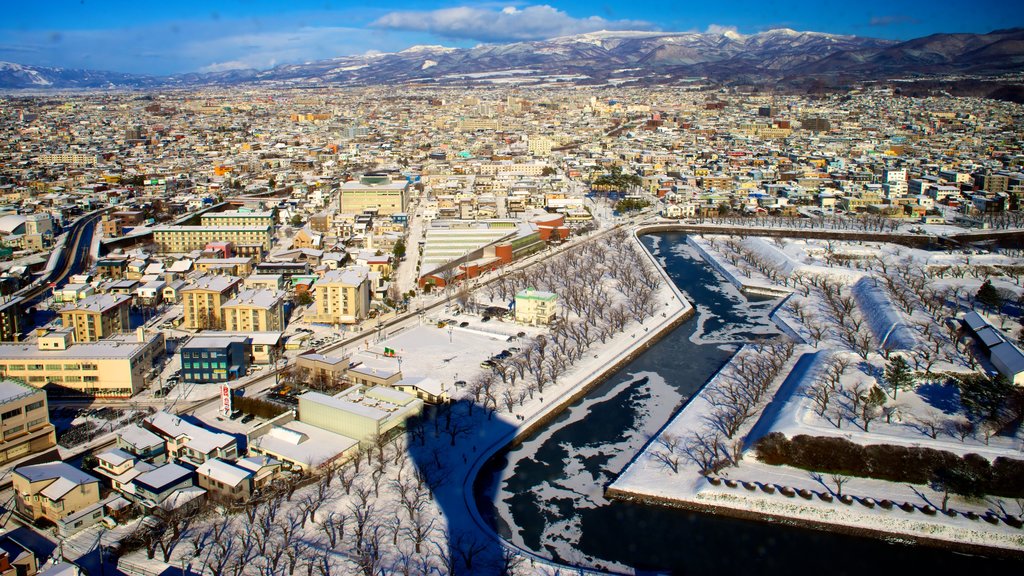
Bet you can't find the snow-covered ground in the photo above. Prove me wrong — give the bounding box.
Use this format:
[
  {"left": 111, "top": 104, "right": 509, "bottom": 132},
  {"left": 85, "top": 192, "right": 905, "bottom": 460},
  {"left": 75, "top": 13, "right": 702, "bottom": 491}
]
[{"left": 611, "top": 234, "right": 1024, "bottom": 554}]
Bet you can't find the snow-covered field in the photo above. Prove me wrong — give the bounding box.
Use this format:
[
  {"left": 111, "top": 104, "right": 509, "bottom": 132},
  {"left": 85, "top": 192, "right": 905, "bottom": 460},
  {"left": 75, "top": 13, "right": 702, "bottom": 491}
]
[{"left": 611, "top": 234, "right": 1024, "bottom": 554}]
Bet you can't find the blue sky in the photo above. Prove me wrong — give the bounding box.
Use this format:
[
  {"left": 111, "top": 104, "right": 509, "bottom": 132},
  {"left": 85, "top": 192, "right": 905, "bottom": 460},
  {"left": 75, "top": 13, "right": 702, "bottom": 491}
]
[{"left": 1, "top": 1, "right": 1019, "bottom": 75}]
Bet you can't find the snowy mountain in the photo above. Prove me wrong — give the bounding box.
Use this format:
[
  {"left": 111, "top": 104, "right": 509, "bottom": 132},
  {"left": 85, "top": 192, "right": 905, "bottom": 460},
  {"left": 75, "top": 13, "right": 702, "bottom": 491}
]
[
  {"left": 1, "top": 28, "right": 1022, "bottom": 90},
  {"left": 0, "top": 61, "right": 158, "bottom": 89}
]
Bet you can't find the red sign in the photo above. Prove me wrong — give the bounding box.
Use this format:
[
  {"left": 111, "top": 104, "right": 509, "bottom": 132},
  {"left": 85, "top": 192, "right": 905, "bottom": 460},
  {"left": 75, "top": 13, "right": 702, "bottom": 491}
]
[{"left": 220, "top": 384, "right": 232, "bottom": 415}]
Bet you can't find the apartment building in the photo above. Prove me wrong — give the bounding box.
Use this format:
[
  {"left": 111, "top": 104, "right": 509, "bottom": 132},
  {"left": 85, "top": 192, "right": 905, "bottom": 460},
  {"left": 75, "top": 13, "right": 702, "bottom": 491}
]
[
  {"left": 199, "top": 209, "right": 275, "bottom": 228},
  {"left": 152, "top": 225, "right": 272, "bottom": 254},
  {"left": 59, "top": 294, "right": 131, "bottom": 342},
  {"left": 222, "top": 289, "right": 286, "bottom": 332},
  {"left": 0, "top": 380, "right": 56, "bottom": 464},
  {"left": 310, "top": 268, "right": 370, "bottom": 325},
  {"left": 514, "top": 288, "right": 559, "bottom": 326},
  {"left": 181, "top": 275, "right": 242, "bottom": 330},
  {"left": 0, "top": 297, "right": 25, "bottom": 342},
  {"left": 0, "top": 330, "right": 164, "bottom": 397}
]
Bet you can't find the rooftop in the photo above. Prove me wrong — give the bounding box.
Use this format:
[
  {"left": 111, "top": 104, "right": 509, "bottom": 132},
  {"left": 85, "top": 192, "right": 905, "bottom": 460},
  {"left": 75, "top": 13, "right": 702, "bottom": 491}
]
[
  {"left": 0, "top": 379, "right": 41, "bottom": 404},
  {"left": 222, "top": 288, "right": 285, "bottom": 310},
  {"left": 0, "top": 332, "right": 162, "bottom": 361},
  {"left": 60, "top": 293, "right": 130, "bottom": 314}
]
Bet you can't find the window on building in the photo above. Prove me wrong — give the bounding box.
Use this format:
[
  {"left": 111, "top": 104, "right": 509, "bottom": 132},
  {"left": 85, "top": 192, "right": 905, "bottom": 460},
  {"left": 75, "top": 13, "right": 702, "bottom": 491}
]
[
  {"left": 26, "top": 400, "right": 44, "bottom": 412},
  {"left": 1, "top": 408, "right": 22, "bottom": 420}
]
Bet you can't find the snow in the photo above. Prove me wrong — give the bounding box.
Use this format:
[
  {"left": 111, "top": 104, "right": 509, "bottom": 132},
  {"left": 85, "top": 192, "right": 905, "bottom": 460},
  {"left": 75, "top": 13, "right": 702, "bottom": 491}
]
[
  {"left": 609, "top": 234, "right": 1024, "bottom": 554},
  {"left": 850, "top": 276, "right": 920, "bottom": 351}
]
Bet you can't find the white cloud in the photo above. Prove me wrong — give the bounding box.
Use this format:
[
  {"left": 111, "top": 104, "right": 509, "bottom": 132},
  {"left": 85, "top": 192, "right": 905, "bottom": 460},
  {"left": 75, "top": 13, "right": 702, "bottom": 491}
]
[
  {"left": 705, "top": 24, "right": 739, "bottom": 35},
  {"left": 371, "top": 5, "right": 654, "bottom": 42}
]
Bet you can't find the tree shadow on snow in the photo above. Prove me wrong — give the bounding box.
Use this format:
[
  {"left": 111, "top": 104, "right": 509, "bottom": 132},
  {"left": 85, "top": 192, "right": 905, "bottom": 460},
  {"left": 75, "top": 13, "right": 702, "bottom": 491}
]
[
  {"left": 406, "top": 399, "right": 519, "bottom": 575},
  {"left": 916, "top": 381, "right": 962, "bottom": 415}
]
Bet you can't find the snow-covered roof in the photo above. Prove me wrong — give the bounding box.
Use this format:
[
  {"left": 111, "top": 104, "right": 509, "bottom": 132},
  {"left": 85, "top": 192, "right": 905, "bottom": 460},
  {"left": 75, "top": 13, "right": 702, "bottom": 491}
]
[
  {"left": 117, "top": 424, "right": 164, "bottom": 450},
  {"left": 396, "top": 375, "right": 443, "bottom": 397},
  {"left": 252, "top": 421, "right": 357, "bottom": 468},
  {"left": 145, "top": 411, "right": 236, "bottom": 454},
  {"left": 96, "top": 448, "right": 134, "bottom": 467},
  {"left": 133, "top": 462, "right": 192, "bottom": 493},
  {"left": 196, "top": 458, "right": 252, "bottom": 487}
]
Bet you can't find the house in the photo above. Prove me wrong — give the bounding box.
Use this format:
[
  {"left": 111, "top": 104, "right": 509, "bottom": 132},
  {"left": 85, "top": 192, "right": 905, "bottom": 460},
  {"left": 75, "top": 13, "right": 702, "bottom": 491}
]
[
  {"left": 196, "top": 458, "right": 253, "bottom": 502},
  {"left": 143, "top": 411, "right": 238, "bottom": 466},
  {"left": 94, "top": 448, "right": 155, "bottom": 493},
  {"left": 12, "top": 462, "right": 100, "bottom": 524},
  {"left": 126, "top": 463, "right": 195, "bottom": 508},
  {"left": 235, "top": 456, "right": 282, "bottom": 490},
  {"left": 115, "top": 424, "right": 166, "bottom": 462}
]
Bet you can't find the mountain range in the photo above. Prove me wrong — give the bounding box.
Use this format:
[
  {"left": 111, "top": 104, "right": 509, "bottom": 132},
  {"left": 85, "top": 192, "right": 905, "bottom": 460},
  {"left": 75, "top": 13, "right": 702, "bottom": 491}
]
[{"left": 2, "top": 27, "right": 1023, "bottom": 90}]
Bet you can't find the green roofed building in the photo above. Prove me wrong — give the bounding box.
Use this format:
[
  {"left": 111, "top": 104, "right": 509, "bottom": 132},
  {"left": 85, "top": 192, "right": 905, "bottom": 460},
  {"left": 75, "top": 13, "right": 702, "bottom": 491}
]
[{"left": 515, "top": 288, "right": 558, "bottom": 326}]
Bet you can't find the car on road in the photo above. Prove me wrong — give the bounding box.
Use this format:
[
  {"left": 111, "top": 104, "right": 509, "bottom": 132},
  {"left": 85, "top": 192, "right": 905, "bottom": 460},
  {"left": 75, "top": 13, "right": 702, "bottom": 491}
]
[
  {"left": 229, "top": 411, "right": 243, "bottom": 420},
  {"left": 241, "top": 413, "right": 255, "bottom": 424},
  {"left": 459, "top": 321, "right": 469, "bottom": 328}
]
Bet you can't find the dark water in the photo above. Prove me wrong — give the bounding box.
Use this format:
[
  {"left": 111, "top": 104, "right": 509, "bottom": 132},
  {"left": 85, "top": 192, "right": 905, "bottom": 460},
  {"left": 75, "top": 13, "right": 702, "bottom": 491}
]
[{"left": 475, "top": 232, "right": 1020, "bottom": 575}]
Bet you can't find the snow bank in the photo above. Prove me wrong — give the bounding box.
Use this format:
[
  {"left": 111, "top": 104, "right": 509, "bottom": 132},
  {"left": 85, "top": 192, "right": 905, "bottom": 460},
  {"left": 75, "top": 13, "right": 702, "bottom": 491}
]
[{"left": 851, "top": 277, "right": 920, "bottom": 351}]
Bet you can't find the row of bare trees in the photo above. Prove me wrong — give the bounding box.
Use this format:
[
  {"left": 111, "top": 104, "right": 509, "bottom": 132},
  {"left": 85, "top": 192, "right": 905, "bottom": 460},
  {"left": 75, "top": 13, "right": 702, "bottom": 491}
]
[{"left": 650, "top": 339, "right": 796, "bottom": 476}]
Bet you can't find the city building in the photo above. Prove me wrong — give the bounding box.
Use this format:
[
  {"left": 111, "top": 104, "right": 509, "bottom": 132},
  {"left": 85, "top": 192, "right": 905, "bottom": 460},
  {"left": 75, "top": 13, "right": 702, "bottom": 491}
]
[
  {"left": 0, "top": 380, "right": 55, "bottom": 464},
  {"left": 58, "top": 294, "right": 131, "bottom": 342},
  {"left": 310, "top": 268, "right": 370, "bottom": 325},
  {"left": 514, "top": 288, "right": 559, "bottom": 325},
  {"left": 179, "top": 335, "right": 251, "bottom": 383},
  {"left": 0, "top": 330, "right": 164, "bottom": 397},
  {"left": 221, "top": 289, "right": 286, "bottom": 332},
  {"left": 180, "top": 275, "right": 242, "bottom": 330},
  {"left": 339, "top": 174, "right": 410, "bottom": 216},
  {"left": 297, "top": 386, "right": 423, "bottom": 446},
  {"left": 200, "top": 209, "right": 275, "bottom": 228},
  {"left": 152, "top": 226, "right": 272, "bottom": 255},
  {"left": 0, "top": 297, "right": 25, "bottom": 342}
]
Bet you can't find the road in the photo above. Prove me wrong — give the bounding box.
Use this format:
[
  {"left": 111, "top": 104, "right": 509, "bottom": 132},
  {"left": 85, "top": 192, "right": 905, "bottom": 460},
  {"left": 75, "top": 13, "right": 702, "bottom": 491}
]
[{"left": 17, "top": 210, "right": 106, "bottom": 305}]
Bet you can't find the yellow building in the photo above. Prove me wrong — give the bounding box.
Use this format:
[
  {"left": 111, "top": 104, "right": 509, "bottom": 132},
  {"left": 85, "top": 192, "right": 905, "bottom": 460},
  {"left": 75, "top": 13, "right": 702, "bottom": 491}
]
[
  {"left": 59, "top": 294, "right": 131, "bottom": 343},
  {"left": 0, "top": 380, "right": 56, "bottom": 464},
  {"left": 222, "top": 289, "right": 286, "bottom": 332},
  {"left": 311, "top": 268, "right": 370, "bottom": 325},
  {"left": 514, "top": 288, "right": 558, "bottom": 326},
  {"left": 181, "top": 275, "right": 242, "bottom": 330},
  {"left": 0, "top": 330, "right": 164, "bottom": 397},
  {"left": 200, "top": 210, "right": 275, "bottom": 228},
  {"left": 13, "top": 462, "right": 100, "bottom": 523},
  {"left": 152, "top": 226, "right": 272, "bottom": 255},
  {"left": 339, "top": 175, "right": 410, "bottom": 216}
]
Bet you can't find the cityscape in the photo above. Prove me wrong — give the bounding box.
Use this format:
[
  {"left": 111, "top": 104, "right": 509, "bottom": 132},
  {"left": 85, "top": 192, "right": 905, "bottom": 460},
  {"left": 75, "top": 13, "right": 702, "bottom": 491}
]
[{"left": 0, "top": 2, "right": 1023, "bottom": 575}]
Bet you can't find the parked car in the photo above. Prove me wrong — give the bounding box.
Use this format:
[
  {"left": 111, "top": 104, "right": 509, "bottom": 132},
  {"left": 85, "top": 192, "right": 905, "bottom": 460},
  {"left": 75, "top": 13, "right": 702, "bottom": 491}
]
[{"left": 241, "top": 413, "right": 256, "bottom": 424}]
